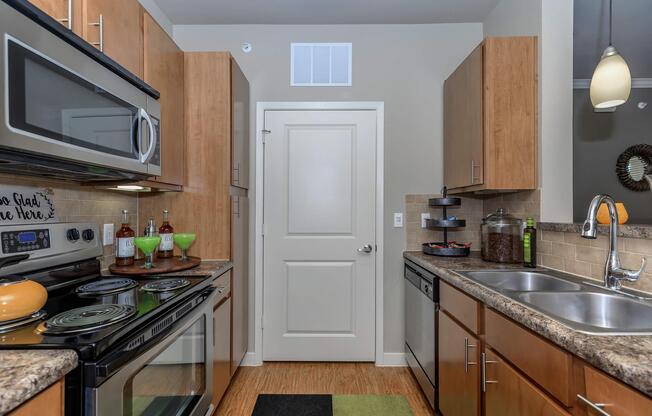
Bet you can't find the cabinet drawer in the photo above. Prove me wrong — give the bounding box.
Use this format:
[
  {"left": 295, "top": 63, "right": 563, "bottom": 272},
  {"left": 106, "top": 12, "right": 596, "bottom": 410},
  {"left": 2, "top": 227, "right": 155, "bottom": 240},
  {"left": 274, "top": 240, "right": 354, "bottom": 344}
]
[
  {"left": 485, "top": 309, "right": 573, "bottom": 406},
  {"left": 580, "top": 365, "right": 652, "bottom": 416},
  {"left": 440, "top": 281, "right": 481, "bottom": 334},
  {"left": 9, "top": 379, "right": 64, "bottom": 416},
  {"left": 484, "top": 348, "right": 570, "bottom": 416}
]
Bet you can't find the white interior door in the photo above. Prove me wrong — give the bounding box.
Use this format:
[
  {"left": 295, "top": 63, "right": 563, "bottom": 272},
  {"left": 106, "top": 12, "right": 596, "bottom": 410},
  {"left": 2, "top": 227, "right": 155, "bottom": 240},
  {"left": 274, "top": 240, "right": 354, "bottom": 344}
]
[{"left": 263, "top": 109, "right": 377, "bottom": 361}]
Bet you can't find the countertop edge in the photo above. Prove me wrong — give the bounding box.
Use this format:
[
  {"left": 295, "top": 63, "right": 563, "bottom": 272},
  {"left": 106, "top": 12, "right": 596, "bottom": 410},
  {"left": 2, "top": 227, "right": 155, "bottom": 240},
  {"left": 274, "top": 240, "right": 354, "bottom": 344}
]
[
  {"left": 403, "top": 251, "right": 652, "bottom": 398},
  {"left": 0, "top": 349, "right": 78, "bottom": 414}
]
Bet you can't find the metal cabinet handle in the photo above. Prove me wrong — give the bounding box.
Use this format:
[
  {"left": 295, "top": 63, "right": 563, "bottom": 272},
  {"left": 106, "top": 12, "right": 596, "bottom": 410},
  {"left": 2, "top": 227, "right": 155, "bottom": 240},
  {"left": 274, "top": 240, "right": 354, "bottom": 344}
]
[
  {"left": 470, "top": 159, "right": 481, "bottom": 184},
  {"left": 89, "top": 14, "right": 104, "bottom": 52},
  {"left": 577, "top": 394, "right": 611, "bottom": 416},
  {"left": 58, "top": 0, "right": 73, "bottom": 30},
  {"left": 233, "top": 162, "right": 240, "bottom": 184},
  {"left": 464, "top": 338, "right": 477, "bottom": 373},
  {"left": 233, "top": 197, "right": 240, "bottom": 218},
  {"left": 481, "top": 352, "right": 498, "bottom": 392},
  {"left": 357, "top": 244, "right": 373, "bottom": 253}
]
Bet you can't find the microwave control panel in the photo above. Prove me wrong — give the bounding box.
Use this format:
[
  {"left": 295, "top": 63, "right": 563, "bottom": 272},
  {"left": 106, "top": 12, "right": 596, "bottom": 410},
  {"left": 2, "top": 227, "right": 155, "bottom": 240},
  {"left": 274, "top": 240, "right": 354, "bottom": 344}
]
[{"left": 1, "top": 229, "right": 50, "bottom": 253}]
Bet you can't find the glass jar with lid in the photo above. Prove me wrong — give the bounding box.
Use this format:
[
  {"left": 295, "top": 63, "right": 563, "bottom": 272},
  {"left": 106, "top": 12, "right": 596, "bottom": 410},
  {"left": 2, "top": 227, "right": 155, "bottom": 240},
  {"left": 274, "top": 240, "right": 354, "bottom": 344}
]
[{"left": 481, "top": 208, "right": 523, "bottom": 263}]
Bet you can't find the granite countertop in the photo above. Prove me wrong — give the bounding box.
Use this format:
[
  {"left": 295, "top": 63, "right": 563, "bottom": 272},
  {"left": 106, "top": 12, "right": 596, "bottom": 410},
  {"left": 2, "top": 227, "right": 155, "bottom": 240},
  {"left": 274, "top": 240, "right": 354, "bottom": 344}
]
[
  {"left": 539, "top": 222, "right": 652, "bottom": 240},
  {"left": 0, "top": 350, "right": 77, "bottom": 414},
  {"left": 404, "top": 251, "right": 652, "bottom": 398}
]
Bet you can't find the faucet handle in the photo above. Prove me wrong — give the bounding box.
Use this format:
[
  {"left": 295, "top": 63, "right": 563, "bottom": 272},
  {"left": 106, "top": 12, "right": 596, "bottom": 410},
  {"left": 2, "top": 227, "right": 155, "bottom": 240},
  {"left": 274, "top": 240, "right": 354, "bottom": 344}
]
[{"left": 614, "top": 257, "right": 647, "bottom": 282}]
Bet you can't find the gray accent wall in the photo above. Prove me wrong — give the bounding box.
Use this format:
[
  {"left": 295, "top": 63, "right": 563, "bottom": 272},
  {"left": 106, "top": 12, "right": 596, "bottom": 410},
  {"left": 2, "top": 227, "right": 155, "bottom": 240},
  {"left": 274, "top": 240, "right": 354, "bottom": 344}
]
[{"left": 573, "top": 88, "right": 652, "bottom": 224}]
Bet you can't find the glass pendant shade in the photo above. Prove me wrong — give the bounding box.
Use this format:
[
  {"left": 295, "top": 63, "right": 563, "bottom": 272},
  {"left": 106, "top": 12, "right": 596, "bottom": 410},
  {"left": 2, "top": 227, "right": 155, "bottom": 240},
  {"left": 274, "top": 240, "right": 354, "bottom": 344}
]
[{"left": 590, "top": 46, "right": 632, "bottom": 109}]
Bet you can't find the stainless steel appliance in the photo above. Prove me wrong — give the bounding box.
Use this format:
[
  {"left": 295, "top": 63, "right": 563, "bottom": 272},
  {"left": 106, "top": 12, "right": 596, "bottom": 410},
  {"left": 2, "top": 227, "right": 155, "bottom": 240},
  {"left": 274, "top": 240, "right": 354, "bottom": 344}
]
[
  {"left": 0, "top": 221, "right": 216, "bottom": 416},
  {"left": 404, "top": 259, "right": 437, "bottom": 409},
  {"left": 212, "top": 272, "right": 232, "bottom": 405},
  {"left": 0, "top": 0, "right": 160, "bottom": 181}
]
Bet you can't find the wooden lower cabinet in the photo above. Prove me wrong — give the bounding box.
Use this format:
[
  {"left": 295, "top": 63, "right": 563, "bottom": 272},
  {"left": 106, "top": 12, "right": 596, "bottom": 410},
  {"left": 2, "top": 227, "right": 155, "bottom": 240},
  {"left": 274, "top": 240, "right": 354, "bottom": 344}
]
[
  {"left": 483, "top": 348, "right": 570, "bottom": 416},
  {"left": 9, "top": 379, "right": 64, "bottom": 416},
  {"left": 581, "top": 365, "right": 652, "bottom": 416},
  {"left": 438, "top": 311, "right": 480, "bottom": 416}
]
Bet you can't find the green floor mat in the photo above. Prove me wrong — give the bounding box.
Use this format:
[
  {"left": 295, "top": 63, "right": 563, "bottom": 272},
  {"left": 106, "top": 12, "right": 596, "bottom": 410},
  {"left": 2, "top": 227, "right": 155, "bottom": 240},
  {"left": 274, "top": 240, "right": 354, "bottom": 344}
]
[{"left": 332, "top": 395, "right": 414, "bottom": 416}]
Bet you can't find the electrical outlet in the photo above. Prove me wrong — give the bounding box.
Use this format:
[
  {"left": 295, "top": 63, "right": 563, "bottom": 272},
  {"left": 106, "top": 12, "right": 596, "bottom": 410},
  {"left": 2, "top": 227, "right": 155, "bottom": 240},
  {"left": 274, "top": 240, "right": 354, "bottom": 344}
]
[
  {"left": 393, "top": 213, "right": 403, "bottom": 228},
  {"left": 421, "top": 212, "right": 431, "bottom": 228},
  {"left": 103, "top": 224, "right": 114, "bottom": 246}
]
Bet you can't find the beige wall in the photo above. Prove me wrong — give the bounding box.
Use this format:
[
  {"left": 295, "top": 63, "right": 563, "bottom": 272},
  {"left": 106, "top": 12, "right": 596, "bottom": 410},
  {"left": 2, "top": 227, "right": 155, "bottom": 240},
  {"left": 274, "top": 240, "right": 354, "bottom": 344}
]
[
  {"left": 0, "top": 174, "right": 138, "bottom": 268},
  {"left": 173, "top": 23, "right": 484, "bottom": 353}
]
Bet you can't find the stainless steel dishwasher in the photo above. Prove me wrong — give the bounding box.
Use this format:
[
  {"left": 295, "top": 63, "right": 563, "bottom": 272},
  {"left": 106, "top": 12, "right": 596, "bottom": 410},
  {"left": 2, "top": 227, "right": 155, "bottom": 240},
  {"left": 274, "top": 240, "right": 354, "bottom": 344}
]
[{"left": 404, "top": 259, "right": 437, "bottom": 409}]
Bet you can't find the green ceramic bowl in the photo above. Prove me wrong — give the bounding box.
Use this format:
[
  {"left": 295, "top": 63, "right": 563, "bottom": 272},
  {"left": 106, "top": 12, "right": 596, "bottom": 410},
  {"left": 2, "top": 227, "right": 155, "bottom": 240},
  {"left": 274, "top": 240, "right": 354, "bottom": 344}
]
[
  {"left": 134, "top": 236, "right": 161, "bottom": 255},
  {"left": 173, "top": 233, "right": 196, "bottom": 251}
]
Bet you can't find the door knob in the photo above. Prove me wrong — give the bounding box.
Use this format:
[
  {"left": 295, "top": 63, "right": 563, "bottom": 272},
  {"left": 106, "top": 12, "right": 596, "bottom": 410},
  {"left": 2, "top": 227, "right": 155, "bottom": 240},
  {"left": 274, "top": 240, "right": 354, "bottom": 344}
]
[{"left": 357, "top": 244, "right": 373, "bottom": 253}]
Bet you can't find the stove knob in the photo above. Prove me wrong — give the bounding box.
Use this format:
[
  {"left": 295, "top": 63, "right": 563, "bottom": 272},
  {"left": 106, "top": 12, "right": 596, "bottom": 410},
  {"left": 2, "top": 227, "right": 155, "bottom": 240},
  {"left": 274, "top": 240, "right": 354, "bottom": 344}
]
[
  {"left": 82, "top": 229, "right": 95, "bottom": 241},
  {"left": 66, "top": 228, "right": 80, "bottom": 242}
]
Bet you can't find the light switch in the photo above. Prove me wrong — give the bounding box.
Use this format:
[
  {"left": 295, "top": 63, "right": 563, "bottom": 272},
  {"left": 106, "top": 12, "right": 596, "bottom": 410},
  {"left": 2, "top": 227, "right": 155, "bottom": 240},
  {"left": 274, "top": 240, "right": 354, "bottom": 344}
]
[
  {"left": 393, "top": 213, "right": 403, "bottom": 228},
  {"left": 103, "top": 224, "right": 114, "bottom": 246},
  {"left": 421, "top": 212, "right": 431, "bottom": 228}
]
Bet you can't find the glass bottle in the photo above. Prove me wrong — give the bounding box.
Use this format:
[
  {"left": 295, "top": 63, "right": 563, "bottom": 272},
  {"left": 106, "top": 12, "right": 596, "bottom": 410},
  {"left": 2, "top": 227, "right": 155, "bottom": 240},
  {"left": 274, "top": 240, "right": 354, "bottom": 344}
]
[
  {"left": 158, "top": 209, "right": 174, "bottom": 258},
  {"left": 523, "top": 217, "right": 537, "bottom": 268},
  {"left": 115, "top": 209, "right": 135, "bottom": 266}
]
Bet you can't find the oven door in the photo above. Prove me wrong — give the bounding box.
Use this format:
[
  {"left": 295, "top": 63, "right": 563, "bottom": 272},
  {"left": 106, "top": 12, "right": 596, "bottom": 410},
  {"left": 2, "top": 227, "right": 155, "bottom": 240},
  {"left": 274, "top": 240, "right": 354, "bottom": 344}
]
[{"left": 90, "top": 293, "right": 214, "bottom": 416}]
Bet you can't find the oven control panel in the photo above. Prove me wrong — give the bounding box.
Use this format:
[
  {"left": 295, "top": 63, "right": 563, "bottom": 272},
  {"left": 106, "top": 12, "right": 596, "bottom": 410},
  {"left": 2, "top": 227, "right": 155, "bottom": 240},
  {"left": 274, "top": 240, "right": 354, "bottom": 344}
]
[{"left": 1, "top": 229, "right": 50, "bottom": 253}]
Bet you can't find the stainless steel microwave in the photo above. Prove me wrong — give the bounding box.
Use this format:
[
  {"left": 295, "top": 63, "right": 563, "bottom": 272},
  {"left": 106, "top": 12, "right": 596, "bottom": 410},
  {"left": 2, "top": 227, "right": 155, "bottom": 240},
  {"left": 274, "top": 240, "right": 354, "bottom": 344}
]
[{"left": 0, "top": 1, "right": 160, "bottom": 181}]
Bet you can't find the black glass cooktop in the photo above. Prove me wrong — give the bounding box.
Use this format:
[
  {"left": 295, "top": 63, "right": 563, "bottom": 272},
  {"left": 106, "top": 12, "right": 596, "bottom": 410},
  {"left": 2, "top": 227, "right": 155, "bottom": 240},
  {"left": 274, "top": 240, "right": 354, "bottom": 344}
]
[{"left": 0, "top": 260, "right": 212, "bottom": 360}]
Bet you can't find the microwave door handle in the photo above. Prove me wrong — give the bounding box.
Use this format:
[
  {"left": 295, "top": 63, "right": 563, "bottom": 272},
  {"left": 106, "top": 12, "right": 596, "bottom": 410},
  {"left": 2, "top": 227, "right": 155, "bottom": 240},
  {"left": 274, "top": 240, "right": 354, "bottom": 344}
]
[{"left": 139, "top": 108, "right": 157, "bottom": 164}]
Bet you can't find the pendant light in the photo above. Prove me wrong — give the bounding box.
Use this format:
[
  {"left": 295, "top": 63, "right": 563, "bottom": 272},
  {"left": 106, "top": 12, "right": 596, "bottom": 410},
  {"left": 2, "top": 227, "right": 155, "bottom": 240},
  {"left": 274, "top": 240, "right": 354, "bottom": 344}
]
[{"left": 590, "top": 0, "right": 631, "bottom": 109}]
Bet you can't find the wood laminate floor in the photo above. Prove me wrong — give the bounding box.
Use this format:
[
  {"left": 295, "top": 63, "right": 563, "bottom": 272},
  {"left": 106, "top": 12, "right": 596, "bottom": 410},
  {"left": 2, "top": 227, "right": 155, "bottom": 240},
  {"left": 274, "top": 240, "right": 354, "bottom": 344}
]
[{"left": 214, "top": 362, "right": 435, "bottom": 416}]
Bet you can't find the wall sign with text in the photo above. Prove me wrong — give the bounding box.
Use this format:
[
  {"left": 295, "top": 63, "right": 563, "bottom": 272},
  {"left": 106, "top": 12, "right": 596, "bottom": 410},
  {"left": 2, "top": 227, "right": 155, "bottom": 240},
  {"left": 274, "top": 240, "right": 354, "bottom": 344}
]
[{"left": 0, "top": 186, "right": 58, "bottom": 225}]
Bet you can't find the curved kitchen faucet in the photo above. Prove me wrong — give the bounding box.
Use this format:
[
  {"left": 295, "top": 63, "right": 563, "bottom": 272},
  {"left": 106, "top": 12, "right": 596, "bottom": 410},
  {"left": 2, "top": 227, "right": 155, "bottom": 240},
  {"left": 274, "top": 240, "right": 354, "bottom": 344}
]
[{"left": 581, "top": 194, "right": 647, "bottom": 290}]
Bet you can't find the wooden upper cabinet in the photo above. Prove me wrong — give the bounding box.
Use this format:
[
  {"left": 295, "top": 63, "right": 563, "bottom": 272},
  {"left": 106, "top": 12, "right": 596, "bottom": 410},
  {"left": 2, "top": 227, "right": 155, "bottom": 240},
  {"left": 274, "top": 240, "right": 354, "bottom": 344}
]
[
  {"left": 143, "top": 12, "right": 185, "bottom": 186},
  {"left": 29, "top": 0, "right": 82, "bottom": 32},
  {"left": 81, "top": 0, "right": 144, "bottom": 77},
  {"left": 438, "top": 311, "right": 481, "bottom": 416},
  {"left": 231, "top": 59, "right": 250, "bottom": 189},
  {"left": 443, "top": 44, "right": 483, "bottom": 190},
  {"left": 444, "top": 36, "right": 537, "bottom": 194},
  {"left": 484, "top": 349, "right": 570, "bottom": 416}
]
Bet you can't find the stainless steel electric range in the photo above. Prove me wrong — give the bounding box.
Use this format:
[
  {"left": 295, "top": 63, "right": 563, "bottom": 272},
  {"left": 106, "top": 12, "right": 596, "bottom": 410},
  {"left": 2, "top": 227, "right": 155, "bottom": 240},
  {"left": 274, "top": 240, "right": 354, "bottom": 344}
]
[{"left": 0, "top": 222, "right": 215, "bottom": 416}]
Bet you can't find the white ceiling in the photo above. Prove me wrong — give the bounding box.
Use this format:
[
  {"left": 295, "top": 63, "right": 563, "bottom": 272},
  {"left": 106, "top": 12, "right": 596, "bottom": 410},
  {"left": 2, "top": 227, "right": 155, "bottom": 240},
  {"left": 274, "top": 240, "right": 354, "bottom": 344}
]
[{"left": 154, "top": 0, "right": 502, "bottom": 25}]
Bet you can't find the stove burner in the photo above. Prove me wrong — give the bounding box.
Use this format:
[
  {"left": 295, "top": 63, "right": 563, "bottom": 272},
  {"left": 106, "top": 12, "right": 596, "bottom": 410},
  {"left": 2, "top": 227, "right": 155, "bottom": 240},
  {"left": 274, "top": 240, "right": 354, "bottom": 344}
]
[
  {"left": 0, "top": 310, "right": 47, "bottom": 333},
  {"left": 142, "top": 278, "right": 191, "bottom": 293},
  {"left": 41, "top": 304, "right": 136, "bottom": 334},
  {"left": 76, "top": 278, "right": 138, "bottom": 296}
]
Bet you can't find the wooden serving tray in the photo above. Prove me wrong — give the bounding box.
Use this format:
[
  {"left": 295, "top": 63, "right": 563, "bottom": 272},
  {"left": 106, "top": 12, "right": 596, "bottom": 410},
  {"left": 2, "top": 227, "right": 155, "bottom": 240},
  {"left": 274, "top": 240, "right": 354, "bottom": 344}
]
[{"left": 109, "top": 256, "right": 201, "bottom": 276}]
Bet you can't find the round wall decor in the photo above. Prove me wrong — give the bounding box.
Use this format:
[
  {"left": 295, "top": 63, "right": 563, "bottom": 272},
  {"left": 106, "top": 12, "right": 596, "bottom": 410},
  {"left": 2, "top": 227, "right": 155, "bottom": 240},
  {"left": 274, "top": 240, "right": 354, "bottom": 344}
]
[{"left": 616, "top": 144, "right": 652, "bottom": 191}]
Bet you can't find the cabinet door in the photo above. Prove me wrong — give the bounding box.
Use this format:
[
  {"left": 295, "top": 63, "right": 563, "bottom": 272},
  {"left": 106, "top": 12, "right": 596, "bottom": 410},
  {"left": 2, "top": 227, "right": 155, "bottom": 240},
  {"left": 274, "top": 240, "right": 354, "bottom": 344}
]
[
  {"left": 143, "top": 12, "right": 185, "bottom": 186},
  {"left": 231, "top": 192, "right": 249, "bottom": 375},
  {"left": 82, "top": 0, "right": 143, "bottom": 77},
  {"left": 212, "top": 297, "right": 232, "bottom": 408},
  {"left": 443, "top": 43, "right": 483, "bottom": 190},
  {"left": 231, "top": 58, "right": 250, "bottom": 189},
  {"left": 438, "top": 311, "right": 480, "bottom": 416},
  {"left": 9, "top": 379, "right": 64, "bottom": 416},
  {"left": 484, "top": 349, "right": 570, "bottom": 416},
  {"left": 29, "top": 0, "right": 80, "bottom": 32},
  {"left": 581, "top": 365, "right": 652, "bottom": 416}
]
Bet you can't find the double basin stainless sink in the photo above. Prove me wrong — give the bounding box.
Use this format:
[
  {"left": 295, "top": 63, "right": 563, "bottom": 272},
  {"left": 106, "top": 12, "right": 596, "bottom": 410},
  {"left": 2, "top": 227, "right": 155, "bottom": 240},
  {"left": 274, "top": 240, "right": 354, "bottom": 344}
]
[{"left": 458, "top": 270, "right": 652, "bottom": 335}]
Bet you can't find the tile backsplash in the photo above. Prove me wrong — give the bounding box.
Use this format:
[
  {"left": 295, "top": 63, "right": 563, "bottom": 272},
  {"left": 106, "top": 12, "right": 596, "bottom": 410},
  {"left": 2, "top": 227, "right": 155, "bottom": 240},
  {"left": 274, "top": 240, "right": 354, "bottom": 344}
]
[
  {"left": 538, "top": 230, "right": 652, "bottom": 294},
  {"left": 406, "top": 188, "right": 652, "bottom": 295},
  {"left": 0, "top": 174, "right": 137, "bottom": 268}
]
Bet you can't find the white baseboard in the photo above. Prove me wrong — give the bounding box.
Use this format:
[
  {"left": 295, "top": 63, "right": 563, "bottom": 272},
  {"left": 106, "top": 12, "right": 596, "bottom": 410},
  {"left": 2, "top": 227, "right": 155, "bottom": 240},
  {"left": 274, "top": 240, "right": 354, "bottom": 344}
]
[
  {"left": 240, "top": 352, "right": 262, "bottom": 366},
  {"left": 377, "top": 352, "right": 407, "bottom": 367}
]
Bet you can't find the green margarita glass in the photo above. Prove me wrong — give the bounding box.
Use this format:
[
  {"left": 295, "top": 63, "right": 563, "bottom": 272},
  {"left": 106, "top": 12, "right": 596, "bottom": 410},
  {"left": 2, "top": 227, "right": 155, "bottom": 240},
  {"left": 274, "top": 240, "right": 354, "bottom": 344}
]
[
  {"left": 134, "top": 236, "right": 161, "bottom": 269},
  {"left": 173, "top": 233, "right": 196, "bottom": 262}
]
